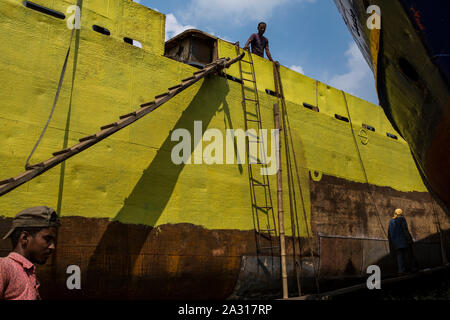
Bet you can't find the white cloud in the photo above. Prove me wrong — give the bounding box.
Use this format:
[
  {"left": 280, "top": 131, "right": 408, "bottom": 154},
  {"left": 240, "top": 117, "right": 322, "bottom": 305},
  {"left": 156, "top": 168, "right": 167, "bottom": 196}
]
[
  {"left": 328, "top": 42, "right": 378, "bottom": 104},
  {"left": 165, "top": 13, "right": 196, "bottom": 41},
  {"left": 290, "top": 65, "right": 304, "bottom": 74},
  {"left": 182, "top": 0, "right": 316, "bottom": 25}
]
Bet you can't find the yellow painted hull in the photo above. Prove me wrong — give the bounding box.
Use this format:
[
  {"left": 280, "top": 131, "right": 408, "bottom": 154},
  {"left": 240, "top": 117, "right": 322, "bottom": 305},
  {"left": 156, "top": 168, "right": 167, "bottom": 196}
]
[{"left": 0, "top": 0, "right": 448, "bottom": 298}]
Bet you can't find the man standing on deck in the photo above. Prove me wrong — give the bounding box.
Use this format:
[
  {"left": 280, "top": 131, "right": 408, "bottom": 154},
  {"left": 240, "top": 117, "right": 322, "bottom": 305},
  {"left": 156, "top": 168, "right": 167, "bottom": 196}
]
[
  {"left": 244, "top": 22, "right": 274, "bottom": 62},
  {"left": 0, "top": 206, "right": 60, "bottom": 300},
  {"left": 388, "top": 208, "right": 419, "bottom": 275}
]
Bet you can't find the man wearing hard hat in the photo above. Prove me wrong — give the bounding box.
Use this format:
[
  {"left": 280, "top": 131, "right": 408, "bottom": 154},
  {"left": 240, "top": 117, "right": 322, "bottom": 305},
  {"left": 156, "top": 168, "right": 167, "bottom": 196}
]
[
  {"left": 0, "top": 206, "right": 61, "bottom": 300},
  {"left": 388, "top": 208, "right": 419, "bottom": 275}
]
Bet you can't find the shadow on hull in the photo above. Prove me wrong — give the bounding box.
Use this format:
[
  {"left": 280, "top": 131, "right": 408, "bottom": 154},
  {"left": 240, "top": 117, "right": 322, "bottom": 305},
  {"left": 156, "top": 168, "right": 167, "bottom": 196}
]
[{"left": 0, "top": 215, "right": 447, "bottom": 299}]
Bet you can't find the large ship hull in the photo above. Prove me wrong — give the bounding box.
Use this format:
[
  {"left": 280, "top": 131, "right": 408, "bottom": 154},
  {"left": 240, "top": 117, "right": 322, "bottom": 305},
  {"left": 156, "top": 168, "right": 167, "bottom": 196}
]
[
  {"left": 334, "top": 0, "right": 450, "bottom": 214},
  {"left": 1, "top": 175, "right": 447, "bottom": 299},
  {"left": 0, "top": 0, "right": 448, "bottom": 299}
]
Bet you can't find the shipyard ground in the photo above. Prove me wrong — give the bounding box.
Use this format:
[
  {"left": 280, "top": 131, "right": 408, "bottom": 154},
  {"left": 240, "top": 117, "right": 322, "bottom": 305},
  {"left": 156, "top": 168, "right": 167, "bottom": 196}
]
[{"left": 289, "top": 264, "right": 450, "bottom": 300}]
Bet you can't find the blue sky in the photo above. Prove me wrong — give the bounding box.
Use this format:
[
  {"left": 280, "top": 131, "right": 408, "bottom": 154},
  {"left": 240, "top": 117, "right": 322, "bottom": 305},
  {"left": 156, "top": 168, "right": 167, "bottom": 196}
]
[{"left": 134, "top": 0, "right": 379, "bottom": 105}]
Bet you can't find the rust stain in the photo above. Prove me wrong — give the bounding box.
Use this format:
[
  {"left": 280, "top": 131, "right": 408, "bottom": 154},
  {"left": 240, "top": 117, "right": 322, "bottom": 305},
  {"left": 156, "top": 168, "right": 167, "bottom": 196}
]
[
  {"left": 424, "top": 99, "right": 450, "bottom": 212},
  {"left": 212, "top": 248, "right": 225, "bottom": 256},
  {"left": 0, "top": 173, "right": 447, "bottom": 299},
  {"left": 319, "top": 237, "right": 362, "bottom": 277}
]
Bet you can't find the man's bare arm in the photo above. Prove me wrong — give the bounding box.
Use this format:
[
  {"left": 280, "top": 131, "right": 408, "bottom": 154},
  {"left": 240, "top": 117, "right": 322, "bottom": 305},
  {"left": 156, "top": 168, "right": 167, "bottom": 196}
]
[
  {"left": 244, "top": 34, "right": 254, "bottom": 50},
  {"left": 265, "top": 42, "right": 274, "bottom": 62}
]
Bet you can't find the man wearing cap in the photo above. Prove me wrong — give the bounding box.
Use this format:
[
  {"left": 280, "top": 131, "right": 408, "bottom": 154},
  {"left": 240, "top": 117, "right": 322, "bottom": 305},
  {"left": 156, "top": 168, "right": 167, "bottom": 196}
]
[
  {"left": 0, "top": 206, "right": 60, "bottom": 300},
  {"left": 388, "top": 208, "right": 418, "bottom": 275}
]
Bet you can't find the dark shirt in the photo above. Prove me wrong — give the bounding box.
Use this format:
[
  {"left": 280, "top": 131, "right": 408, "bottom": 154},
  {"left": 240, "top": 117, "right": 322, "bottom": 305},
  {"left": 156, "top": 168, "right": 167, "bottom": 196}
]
[
  {"left": 249, "top": 33, "right": 268, "bottom": 57},
  {"left": 388, "top": 216, "right": 413, "bottom": 250}
]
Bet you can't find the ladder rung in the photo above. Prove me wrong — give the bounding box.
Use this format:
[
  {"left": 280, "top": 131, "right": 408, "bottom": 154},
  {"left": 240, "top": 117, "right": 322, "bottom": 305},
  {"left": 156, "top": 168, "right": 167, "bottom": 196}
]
[
  {"left": 0, "top": 178, "right": 14, "bottom": 186},
  {"left": 101, "top": 122, "right": 119, "bottom": 130},
  {"left": 246, "top": 131, "right": 258, "bottom": 138},
  {"left": 182, "top": 76, "right": 195, "bottom": 82},
  {"left": 119, "top": 112, "right": 137, "bottom": 120},
  {"left": 248, "top": 157, "right": 264, "bottom": 164},
  {"left": 253, "top": 183, "right": 269, "bottom": 187},
  {"left": 245, "top": 98, "right": 258, "bottom": 102},
  {"left": 79, "top": 134, "right": 97, "bottom": 142},
  {"left": 53, "top": 148, "right": 71, "bottom": 156},
  {"left": 251, "top": 178, "right": 266, "bottom": 184},
  {"left": 26, "top": 162, "right": 44, "bottom": 170},
  {"left": 168, "top": 84, "right": 182, "bottom": 91},
  {"left": 247, "top": 119, "right": 261, "bottom": 123},
  {"left": 254, "top": 205, "right": 273, "bottom": 209},
  {"left": 242, "top": 78, "right": 256, "bottom": 83},
  {"left": 155, "top": 92, "right": 169, "bottom": 99},
  {"left": 241, "top": 60, "right": 253, "bottom": 64},
  {"left": 141, "top": 101, "right": 155, "bottom": 108}
]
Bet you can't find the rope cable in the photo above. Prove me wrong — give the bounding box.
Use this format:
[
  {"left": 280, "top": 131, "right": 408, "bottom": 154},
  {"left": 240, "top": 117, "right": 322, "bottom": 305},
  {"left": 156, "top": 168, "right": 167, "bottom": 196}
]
[
  {"left": 25, "top": 27, "right": 75, "bottom": 170},
  {"left": 341, "top": 91, "right": 389, "bottom": 252},
  {"left": 274, "top": 64, "right": 321, "bottom": 294},
  {"left": 274, "top": 63, "right": 303, "bottom": 296}
]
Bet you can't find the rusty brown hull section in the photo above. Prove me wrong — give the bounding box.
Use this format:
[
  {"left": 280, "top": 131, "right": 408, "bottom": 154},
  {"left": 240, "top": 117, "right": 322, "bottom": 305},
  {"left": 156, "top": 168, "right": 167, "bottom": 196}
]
[
  {"left": 0, "top": 174, "right": 448, "bottom": 299},
  {"left": 310, "top": 174, "right": 449, "bottom": 280}
]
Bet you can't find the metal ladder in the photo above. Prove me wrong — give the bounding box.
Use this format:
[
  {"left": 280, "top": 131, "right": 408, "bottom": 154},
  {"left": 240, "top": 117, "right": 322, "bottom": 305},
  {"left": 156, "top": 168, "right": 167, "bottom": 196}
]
[{"left": 235, "top": 43, "right": 279, "bottom": 256}]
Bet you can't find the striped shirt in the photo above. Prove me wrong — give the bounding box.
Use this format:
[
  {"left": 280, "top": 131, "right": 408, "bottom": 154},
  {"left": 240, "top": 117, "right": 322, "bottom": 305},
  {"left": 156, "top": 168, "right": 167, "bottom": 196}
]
[{"left": 0, "top": 252, "right": 41, "bottom": 300}]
